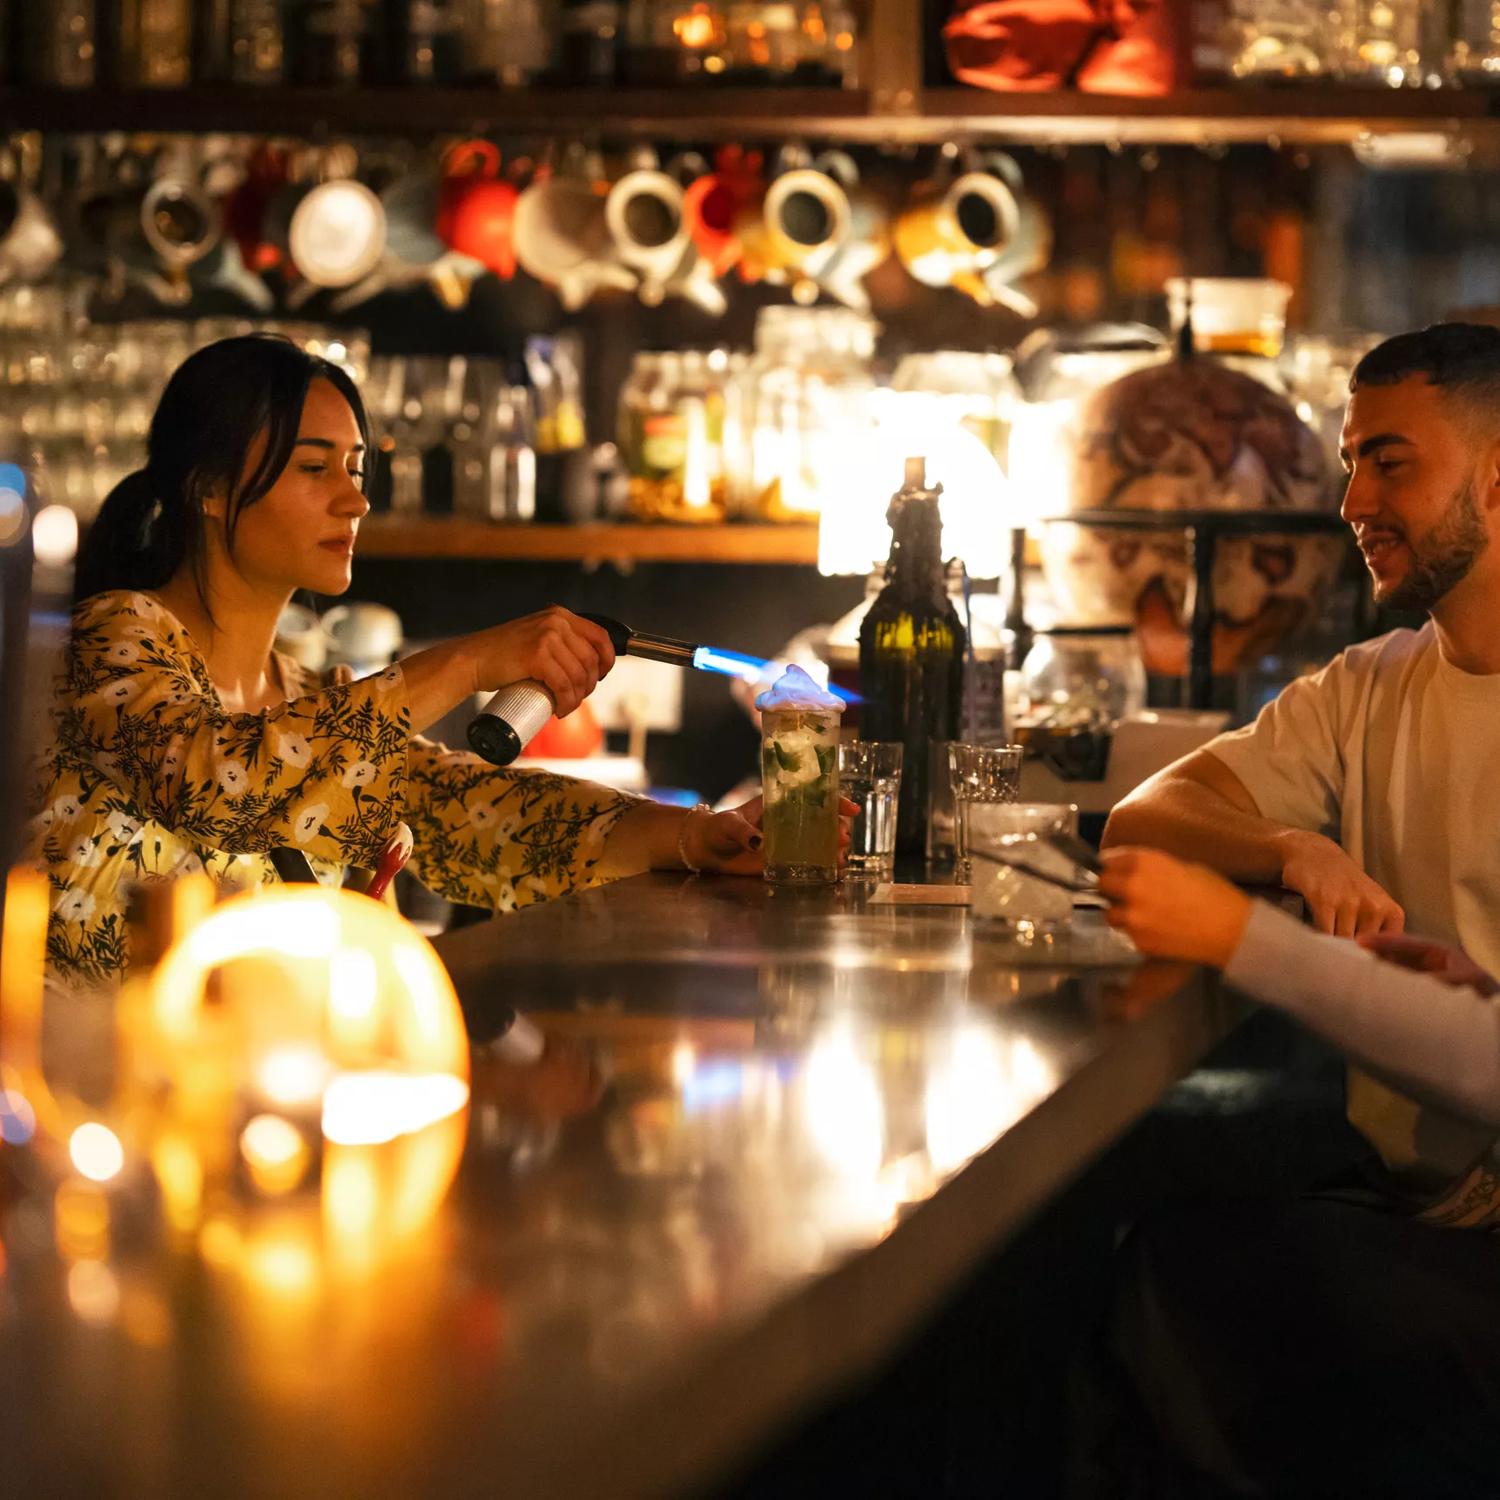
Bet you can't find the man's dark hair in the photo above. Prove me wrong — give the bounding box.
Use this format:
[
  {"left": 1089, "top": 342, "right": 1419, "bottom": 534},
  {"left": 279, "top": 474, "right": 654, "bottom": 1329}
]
[{"left": 1351, "top": 322, "right": 1500, "bottom": 394}]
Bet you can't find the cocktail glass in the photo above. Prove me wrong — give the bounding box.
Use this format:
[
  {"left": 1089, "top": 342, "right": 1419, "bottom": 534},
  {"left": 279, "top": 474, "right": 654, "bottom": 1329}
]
[{"left": 761, "top": 706, "right": 843, "bottom": 885}]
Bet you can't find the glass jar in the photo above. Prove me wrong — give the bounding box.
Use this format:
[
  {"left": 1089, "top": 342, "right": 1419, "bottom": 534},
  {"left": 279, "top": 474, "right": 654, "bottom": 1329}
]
[
  {"left": 461, "top": 0, "right": 555, "bottom": 83},
  {"left": 1016, "top": 627, "right": 1145, "bottom": 735},
  {"left": 559, "top": 0, "right": 619, "bottom": 82},
  {"left": 722, "top": 2, "right": 858, "bottom": 84},
  {"left": 1332, "top": 0, "right": 1429, "bottom": 85},
  {"left": 618, "top": 350, "right": 729, "bottom": 523},
  {"left": 1227, "top": 0, "right": 1332, "bottom": 79},
  {"left": 215, "top": 0, "right": 286, "bottom": 84},
  {"left": 735, "top": 305, "right": 877, "bottom": 524},
  {"left": 118, "top": 0, "right": 194, "bottom": 86},
  {"left": 1450, "top": 1, "right": 1500, "bottom": 82},
  {"left": 22, "top": 0, "right": 97, "bottom": 86},
  {"left": 395, "top": 0, "right": 464, "bottom": 82},
  {"left": 287, "top": 0, "right": 379, "bottom": 86}
]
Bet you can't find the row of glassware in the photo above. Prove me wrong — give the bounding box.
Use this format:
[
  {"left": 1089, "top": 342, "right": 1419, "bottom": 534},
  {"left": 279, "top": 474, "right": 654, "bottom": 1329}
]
[
  {"left": 0, "top": 285, "right": 1370, "bottom": 570},
  {"left": 1220, "top": 0, "right": 1500, "bottom": 87},
  {"left": 8, "top": 0, "right": 858, "bottom": 91}
]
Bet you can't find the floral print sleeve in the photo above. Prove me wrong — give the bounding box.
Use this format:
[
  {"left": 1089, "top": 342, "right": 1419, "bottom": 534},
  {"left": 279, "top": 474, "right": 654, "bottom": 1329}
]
[
  {"left": 402, "top": 737, "right": 642, "bottom": 913},
  {"left": 57, "top": 590, "right": 411, "bottom": 866}
]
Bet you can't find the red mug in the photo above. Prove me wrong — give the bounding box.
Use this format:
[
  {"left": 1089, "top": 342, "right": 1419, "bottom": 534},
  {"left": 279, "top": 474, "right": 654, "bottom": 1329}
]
[
  {"left": 437, "top": 140, "right": 520, "bottom": 280},
  {"left": 682, "top": 145, "right": 762, "bottom": 279}
]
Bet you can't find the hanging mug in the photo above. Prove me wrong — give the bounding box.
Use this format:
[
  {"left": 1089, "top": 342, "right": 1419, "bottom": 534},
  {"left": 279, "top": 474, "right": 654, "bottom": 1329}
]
[
  {"left": 605, "top": 149, "right": 725, "bottom": 315},
  {"left": 0, "top": 147, "right": 63, "bottom": 286},
  {"left": 381, "top": 157, "right": 447, "bottom": 270},
  {"left": 682, "top": 145, "right": 762, "bottom": 278},
  {"left": 513, "top": 151, "right": 636, "bottom": 311},
  {"left": 139, "top": 169, "right": 223, "bottom": 304},
  {"left": 761, "top": 149, "right": 855, "bottom": 281},
  {"left": 436, "top": 140, "right": 521, "bottom": 280},
  {"left": 895, "top": 151, "right": 1045, "bottom": 314},
  {"left": 802, "top": 151, "right": 891, "bottom": 312},
  {"left": 288, "top": 177, "right": 387, "bottom": 289}
]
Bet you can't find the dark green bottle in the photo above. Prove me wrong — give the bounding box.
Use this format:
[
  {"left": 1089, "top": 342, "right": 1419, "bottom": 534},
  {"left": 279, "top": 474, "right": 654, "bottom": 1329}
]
[{"left": 858, "top": 459, "right": 966, "bottom": 860}]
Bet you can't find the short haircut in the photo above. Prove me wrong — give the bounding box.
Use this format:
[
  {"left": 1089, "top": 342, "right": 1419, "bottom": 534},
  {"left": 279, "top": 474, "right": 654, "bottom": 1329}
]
[
  {"left": 1352, "top": 322, "right": 1500, "bottom": 397},
  {"left": 1351, "top": 323, "right": 1500, "bottom": 444}
]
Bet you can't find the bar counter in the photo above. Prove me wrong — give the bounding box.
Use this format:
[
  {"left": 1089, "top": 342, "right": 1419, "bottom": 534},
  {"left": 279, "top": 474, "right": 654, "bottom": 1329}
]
[{"left": 1, "top": 873, "right": 1245, "bottom": 1499}]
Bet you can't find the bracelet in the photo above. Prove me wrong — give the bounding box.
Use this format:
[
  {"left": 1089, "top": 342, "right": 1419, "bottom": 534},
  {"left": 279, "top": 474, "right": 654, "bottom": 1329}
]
[{"left": 678, "top": 803, "right": 712, "bottom": 874}]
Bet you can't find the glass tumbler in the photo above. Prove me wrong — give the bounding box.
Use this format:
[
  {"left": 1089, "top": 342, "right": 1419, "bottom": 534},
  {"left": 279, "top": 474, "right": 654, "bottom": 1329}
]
[
  {"left": 949, "top": 742, "right": 1023, "bottom": 884},
  {"left": 760, "top": 705, "right": 843, "bottom": 886},
  {"left": 838, "top": 740, "right": 902, "bottom": 881},
  {"left": 968, "top": 802, "right": 1081, "bottom": 939}
]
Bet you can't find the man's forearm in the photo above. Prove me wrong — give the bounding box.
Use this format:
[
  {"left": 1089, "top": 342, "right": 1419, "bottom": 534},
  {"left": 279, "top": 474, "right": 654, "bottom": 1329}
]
[{"left": 1102, "top": 776, "right": 1299, "bottom": 882}]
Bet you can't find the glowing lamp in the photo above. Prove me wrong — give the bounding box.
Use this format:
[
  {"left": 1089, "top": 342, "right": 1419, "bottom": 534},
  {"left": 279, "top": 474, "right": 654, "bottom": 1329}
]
[{"left": 3, "top": 880, "right": 470, "bottom": 1305}]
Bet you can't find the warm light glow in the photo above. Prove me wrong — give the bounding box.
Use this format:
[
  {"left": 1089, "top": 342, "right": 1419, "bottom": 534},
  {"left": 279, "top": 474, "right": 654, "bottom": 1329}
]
[
  {"left": 671, "top": 1041, "right": 698, "bottom": 1088},
  {"left": 67, "top": 1259, "right": 120, "bottom": 1325},
  {"left": 1, "top": 868, "right": 49, "bottom": 1095},
  {"left": 54, "top": 1181, "right": 111, "bottom": 1261},
  {"left": 673, "top": 6, "right": 716, "bottom": 47},
  {"left": 681, "top": 398, "right": 712, "bottom": 511},
  {"left": 152, "top": 1133, "right": 204, "bottom": 1233},
  {"left": 240, "top": 1113, "right": 311, "bottom": 1196},
  {"left": 69, "top": 1122, "right": 125, "bottom": 1183},
  {"left": 817, "top": 395, "right": 1011, "bottom": 578},
  {"left": 245, "top": 1229, "right": 320, "bottom": 1300},
  {"left": 329, "top": 948, "right": 379, "bottom": 1049},
  {"left": 322, "top": 1071, "right": 469, "bottom": 1146},
  {"left": 925, "top": 1027, "right": 1057, "bottom": 1177},
  {"left": 804, "top": 1028, "right": 884, "bottom": 1179},
  {"left": 140, "top": 887, "right": 471, "bottom": 1284},
  {"left": 255, "top": 1044, "right": 330, "bottom": 1110},
  {"left": 31, "top": 503, "right": 79, "bottom": 566}
]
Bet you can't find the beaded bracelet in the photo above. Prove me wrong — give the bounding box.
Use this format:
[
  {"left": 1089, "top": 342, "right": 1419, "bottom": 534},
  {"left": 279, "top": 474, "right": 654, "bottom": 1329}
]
[{"left": 678, "top": 803, "right": 712, "bottom": 874}]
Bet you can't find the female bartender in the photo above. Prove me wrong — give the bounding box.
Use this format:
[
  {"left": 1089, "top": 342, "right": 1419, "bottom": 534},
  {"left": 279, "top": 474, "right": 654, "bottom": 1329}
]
[{"left": 26, "top": 333, "right": 769, "bottom": 986}]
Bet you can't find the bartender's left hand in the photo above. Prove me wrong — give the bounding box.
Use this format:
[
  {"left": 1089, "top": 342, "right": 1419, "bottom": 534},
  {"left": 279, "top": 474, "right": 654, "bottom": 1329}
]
[{"left": 680, "top": 795, "right": 858, "bottom": 877}]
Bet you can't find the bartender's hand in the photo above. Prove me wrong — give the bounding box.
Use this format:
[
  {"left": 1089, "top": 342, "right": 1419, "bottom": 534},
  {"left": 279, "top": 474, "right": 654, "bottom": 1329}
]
[
  {"left": 678, "top": 795, "right": 859, "bottom": 877},
  {"left": 466, "top": 606, "right": 616, "bottom": 717},
  {"left": 1099, "top": 847, "right": 1253, "bottom": 970},
  {"left": 1357, "top": 933, "right": 1500, "bottom": 996},
  {"left": 1276, "top": 829, "right": 1404, "bottom": 938}
]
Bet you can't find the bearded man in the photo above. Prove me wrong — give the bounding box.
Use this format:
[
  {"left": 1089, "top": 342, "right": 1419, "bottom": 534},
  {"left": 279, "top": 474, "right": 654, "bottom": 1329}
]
[{"left": 1094, "top": 322, "right": 1500, "bottom": 1496}]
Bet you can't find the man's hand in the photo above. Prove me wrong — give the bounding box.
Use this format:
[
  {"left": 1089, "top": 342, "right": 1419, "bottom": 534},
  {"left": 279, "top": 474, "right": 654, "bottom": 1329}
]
[
  {"left": 1098, "top": 847, "right": 1253, "bottom": 969},
  {"left": 1276, "top": 829, "right": 1404, "bottom": 938},
  {"left": 1357, "top": 933, "right": 1499, "bottom": 996}
]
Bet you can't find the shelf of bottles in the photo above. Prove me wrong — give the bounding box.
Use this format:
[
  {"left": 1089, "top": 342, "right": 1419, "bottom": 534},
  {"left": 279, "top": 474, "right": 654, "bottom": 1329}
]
[{"left": 5, "top": 3, "right": 1500, "bottom": 143}]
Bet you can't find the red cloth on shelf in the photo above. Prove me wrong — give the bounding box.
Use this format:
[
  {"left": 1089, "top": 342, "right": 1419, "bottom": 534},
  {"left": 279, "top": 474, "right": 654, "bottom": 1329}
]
[{"left": 944, "top": 0, "right": 1181, "bottom": 95}]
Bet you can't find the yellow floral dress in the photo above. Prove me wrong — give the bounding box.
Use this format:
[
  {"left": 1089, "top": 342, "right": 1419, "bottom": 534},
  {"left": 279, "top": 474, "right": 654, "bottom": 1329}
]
[{"left": 24, "top": 589, "right": 642, "bottom": 986}]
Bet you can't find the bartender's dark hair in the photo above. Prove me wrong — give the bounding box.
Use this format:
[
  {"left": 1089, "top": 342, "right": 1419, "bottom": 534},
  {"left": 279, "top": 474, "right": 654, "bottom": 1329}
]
[
  {"left": 1351, "top": 323, "right": 1500, "bottom": 408},
  {"left": 74, "top": 333, "right": 369, "bottom": 615}
]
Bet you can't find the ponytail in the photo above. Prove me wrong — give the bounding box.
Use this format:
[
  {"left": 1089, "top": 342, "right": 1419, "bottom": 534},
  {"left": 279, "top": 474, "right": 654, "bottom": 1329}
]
[{"left": 73, "top": 467, "right": 184, "bottom": 603}]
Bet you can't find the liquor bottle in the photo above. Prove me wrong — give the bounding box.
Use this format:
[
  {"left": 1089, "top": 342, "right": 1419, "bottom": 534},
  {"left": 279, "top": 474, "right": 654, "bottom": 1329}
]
[{"left": 858, "top": 458, "right": 966, "bottom": 861}]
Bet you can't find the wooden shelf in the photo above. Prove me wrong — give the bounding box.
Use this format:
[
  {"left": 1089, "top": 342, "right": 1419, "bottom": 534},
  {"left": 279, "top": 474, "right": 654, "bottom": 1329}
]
[
  {"left": 0, "top": 85, "right": 875, "bottom": 141},
  {"left": 919, "top": 85, "right": 1498, "bottom": 145},
  {"left": 354, "top": 518, "right": 821, "bottom": 565},
  {"left": 4, "top": 83, "right": 1498, "bottom": 145}
]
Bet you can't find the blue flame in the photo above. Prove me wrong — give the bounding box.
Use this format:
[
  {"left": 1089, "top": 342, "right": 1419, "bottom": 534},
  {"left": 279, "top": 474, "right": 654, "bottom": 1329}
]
[{"left": 691, "top": 646, "right": 861, "bottom": 705}]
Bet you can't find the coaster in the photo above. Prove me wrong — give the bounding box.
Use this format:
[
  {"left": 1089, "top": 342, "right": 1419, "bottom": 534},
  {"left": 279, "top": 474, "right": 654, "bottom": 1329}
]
[{"left": 869, "top": 884, "right": 971, "bottom": 906}]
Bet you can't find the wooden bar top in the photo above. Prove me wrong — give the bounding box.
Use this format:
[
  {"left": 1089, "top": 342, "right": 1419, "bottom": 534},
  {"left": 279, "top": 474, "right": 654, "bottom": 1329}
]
[{"left": 0, "top": 874, "right": 1243, "bottom": 1500}]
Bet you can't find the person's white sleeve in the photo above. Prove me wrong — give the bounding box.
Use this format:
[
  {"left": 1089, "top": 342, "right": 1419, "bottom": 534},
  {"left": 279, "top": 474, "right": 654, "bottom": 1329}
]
[
  {"left": 1224, "top": 901, "right": 1500, "bottom": 1127},
  {"left": 1203, "top": 660, "right": 1347, "bottom": 838}
]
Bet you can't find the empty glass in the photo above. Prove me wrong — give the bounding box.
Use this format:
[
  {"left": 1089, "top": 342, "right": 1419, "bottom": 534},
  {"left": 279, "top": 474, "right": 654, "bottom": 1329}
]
[
  {"left": 968, "top": 802, "right": 1080, "bottom": 939},
  {"left": 838, "top": 741, "right": 903, "bottom": 881},
  {"left": 949, "top": 742, "right": 1023, "bottom": 884}
]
